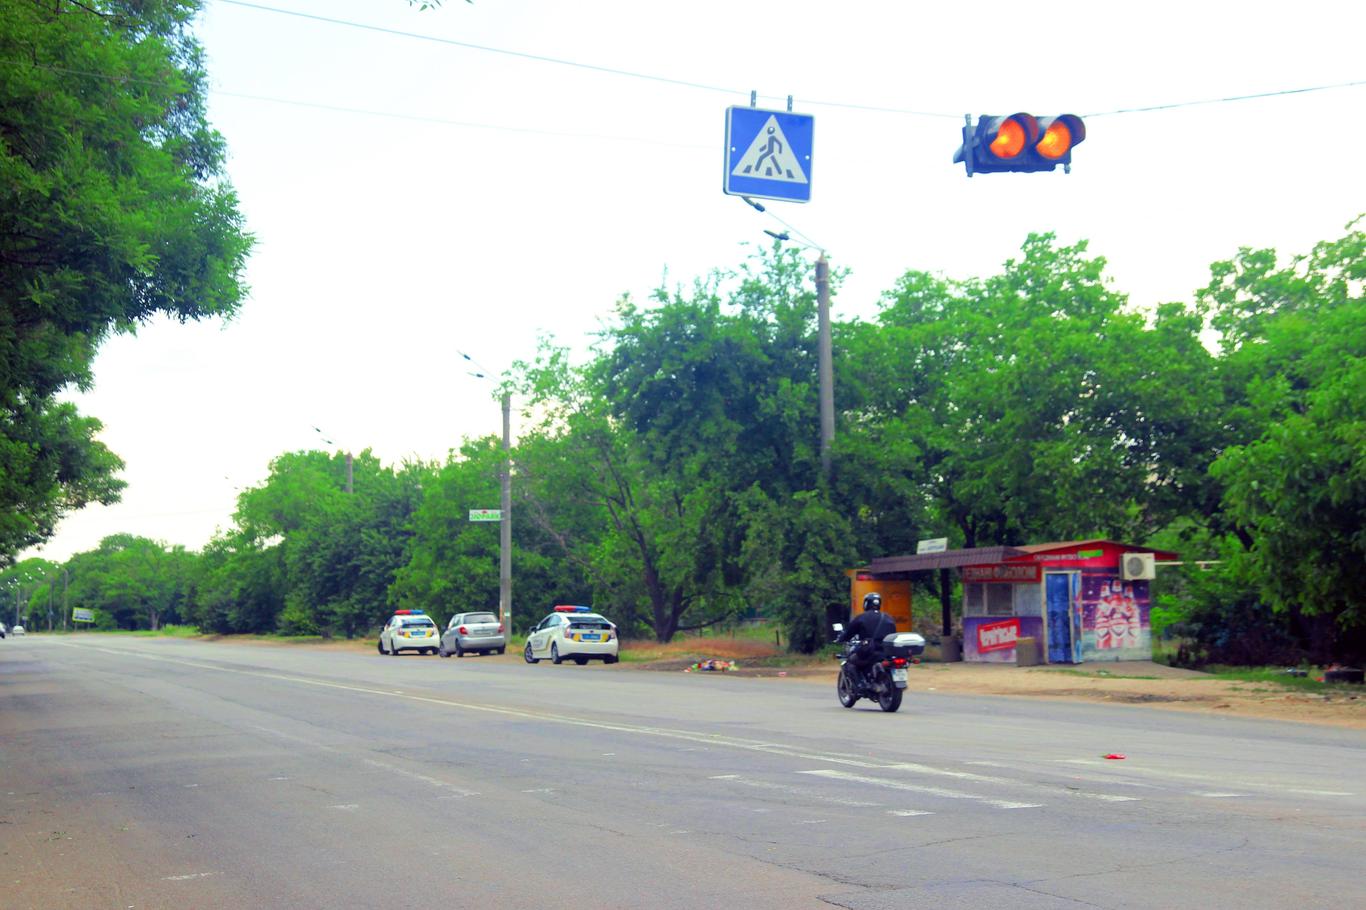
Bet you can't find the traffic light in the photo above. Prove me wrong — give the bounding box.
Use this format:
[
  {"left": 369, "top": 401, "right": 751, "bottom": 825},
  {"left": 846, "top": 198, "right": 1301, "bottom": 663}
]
[{"left": 953, "top": 113, "right": 1085, "bottom": 175}]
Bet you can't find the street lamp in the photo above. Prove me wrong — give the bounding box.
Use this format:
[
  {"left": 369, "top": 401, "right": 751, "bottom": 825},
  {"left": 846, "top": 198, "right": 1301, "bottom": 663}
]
[
  {"left": 313, "top": 426, "right": 354, "bottom": 494},
  {"left": 459, "top": 351, "right": 513, "bottom": 643}
]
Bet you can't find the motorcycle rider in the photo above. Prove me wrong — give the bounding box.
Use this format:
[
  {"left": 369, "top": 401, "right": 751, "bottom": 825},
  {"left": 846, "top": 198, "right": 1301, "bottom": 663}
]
[{"left": 837, "top": 592, "right": 898, "bottom": 686}]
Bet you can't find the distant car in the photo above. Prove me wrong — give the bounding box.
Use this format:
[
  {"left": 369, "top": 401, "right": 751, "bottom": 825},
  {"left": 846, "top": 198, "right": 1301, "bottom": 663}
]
[
  {"left": 0, "top": 621, "right": 6, "bottom": 638},
  {"left": 439, "top": 611, "right": 506, "bottom": 658},
  {"left": 378, "top": 610, "right": 438, "bottom": 656},
  {"left": 523, "top": 606, "right": 619, "bottom": 666},
  {"left": 11, "top": 624, "right": 26, "bottom": 637}
]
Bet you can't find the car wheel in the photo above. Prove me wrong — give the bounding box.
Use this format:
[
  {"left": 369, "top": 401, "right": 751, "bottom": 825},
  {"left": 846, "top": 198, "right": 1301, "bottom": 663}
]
[
  {"left": 438, "top": 643, "right": 449, "bottom": 658},
  {"left": 523, "top": 642, "right": 539, "bottom": 664},
  {"left": 390, "top": 644, "right": 401, "bottom": 656},
  {"left": 574, "top": 657, "right": 588, "bottom": 666},
  {"left": 455, "top": 642, "right": 465, "bottom": 658},
  {"left": 496, "top": 647, "right": 506, "bottom": 655},
  {"left": 551, "top": 643, "right": 562, "bottom": 665},
  {"left": 604, "top": 655, "right": 619, "bottom": 665},
  {"left": 378, "top": 639, "right": 387, "bottom": 655}
]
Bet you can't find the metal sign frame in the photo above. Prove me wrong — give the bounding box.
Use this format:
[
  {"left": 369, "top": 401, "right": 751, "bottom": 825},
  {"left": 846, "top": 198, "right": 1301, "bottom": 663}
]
[{"left": 723, "top": 106, "right": 814, "bottom": 203}]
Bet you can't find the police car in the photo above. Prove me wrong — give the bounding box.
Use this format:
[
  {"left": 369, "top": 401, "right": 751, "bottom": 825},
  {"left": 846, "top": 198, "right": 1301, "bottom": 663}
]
[
  {"left": 523, "top": 606, "right": 619, "bottom": 665},
  {"left": 378, "top": 609, "right": 439, "bottom": 656}
]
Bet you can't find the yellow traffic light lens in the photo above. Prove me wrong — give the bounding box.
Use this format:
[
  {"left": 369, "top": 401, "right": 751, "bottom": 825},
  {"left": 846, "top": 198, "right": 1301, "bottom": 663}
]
[
  {"left": 989, "top": 119, "right": 1027, "bottom": 158},
  {"left": 1036, "top": 122, "right": 1073, "bottom": 159}
]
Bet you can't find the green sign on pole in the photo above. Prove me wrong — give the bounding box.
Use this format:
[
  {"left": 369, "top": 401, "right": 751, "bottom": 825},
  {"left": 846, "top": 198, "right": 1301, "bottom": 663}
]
[{"left": 468, "top": 509, "right": 502, "bottom": 522}]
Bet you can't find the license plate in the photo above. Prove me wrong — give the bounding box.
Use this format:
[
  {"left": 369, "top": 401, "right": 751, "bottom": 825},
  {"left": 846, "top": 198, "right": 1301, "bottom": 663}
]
[
  {"left": 891, "top": 668, "right": 908, "bottom": 682},
  {"left": 582, "top": 633, "right": 600, "bottom": 641}
]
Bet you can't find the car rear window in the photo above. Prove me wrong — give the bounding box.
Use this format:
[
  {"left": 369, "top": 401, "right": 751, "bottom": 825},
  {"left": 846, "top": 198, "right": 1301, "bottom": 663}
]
[
  {"left": 462, "top": 613, "right": 498, "bottom": 624},
  {"left": 402, "top": 618, "right": 435, "bottom": 628},
  {"left": 568, "top": 619, "right": 611, "bottom": 630}
]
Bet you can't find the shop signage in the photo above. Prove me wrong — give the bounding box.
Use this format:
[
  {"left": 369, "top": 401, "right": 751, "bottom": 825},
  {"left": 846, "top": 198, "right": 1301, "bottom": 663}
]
[
  {"left": 977, "top": 618, "right": 1021, "bottom": 653},
  {"left": 916, "top": 537, "right": 948, "bottom": 554},
  {"left": 962, "top": 564, "right": 1041, "bottom": 583}
]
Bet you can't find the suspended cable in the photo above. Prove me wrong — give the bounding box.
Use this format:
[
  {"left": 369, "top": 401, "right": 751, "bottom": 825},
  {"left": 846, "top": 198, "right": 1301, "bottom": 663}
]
[
  {"left": 216, "top": 0, "right": 960, "bottom": 119},
  {"left": 1085, "top": 79, "right": 1366, "bottom": 117}
]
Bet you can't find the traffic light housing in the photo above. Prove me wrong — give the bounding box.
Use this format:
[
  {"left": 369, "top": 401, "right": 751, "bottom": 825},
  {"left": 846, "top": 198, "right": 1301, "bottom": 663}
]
[{"left": 954, "top": 113, "right": 1085, "bottom": 175}]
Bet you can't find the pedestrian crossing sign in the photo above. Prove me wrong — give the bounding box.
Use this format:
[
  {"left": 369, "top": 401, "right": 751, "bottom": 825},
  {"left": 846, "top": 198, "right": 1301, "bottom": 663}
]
[{"left": 724, "top": 106, "right": 814, "bottom": 203}]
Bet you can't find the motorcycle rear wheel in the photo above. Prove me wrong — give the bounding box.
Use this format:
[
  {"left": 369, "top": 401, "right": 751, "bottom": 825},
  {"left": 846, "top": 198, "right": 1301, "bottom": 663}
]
[
  {"left": 837, "top": 666, "right": 859, "bottom": 708},
  {"left": 877, "top": 682, "right": 903, "bottom": 713}
]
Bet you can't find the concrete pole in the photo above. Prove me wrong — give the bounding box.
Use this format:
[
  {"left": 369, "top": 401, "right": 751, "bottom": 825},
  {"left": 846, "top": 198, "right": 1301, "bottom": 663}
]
[
  {"left": 816, "top": 254, "right": 835, "bottom": 481},
  {"left": 500, "top": 393, "right": 512, "bottom": 644},
  {"left": 345, "top": 452, "right": 354, "bottom": 494}
]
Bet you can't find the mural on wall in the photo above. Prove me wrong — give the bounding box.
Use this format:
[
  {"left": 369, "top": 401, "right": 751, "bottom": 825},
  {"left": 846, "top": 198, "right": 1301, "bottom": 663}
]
[{"left": 1081, "top": 573, "right": 1151, "bottom": 661}]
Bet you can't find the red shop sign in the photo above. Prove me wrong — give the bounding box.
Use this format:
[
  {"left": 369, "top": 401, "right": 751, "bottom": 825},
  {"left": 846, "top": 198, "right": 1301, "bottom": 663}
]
[
  {"left": 962, "top": 564, "right": 1041, "bottom": 583},
  {"left": 977, "top": 618, "right": 1021, "bottom": 653}
]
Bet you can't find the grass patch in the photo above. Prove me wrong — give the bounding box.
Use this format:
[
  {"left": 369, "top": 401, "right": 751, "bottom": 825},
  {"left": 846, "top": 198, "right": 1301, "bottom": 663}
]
[
  {"left": 619, "top": 636, "right": 782, "bottom": 664},
  {"left": 1201, "top": 666, "right": 1340, "bottom": 693},
  {"left": 1040, "top": 668, "right": 1163, "bottom": 680}
]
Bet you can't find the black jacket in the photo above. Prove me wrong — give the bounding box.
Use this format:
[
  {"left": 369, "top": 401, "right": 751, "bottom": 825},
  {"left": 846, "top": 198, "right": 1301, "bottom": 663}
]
[{"left": 838, "top": 609, "right": 897, "bottom": 645}]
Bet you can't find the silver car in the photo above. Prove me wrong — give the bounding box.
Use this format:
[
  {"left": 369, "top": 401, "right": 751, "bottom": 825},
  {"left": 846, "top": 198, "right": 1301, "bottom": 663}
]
[{"left": 439, "top": 611, "right": 506, "bottom": 658}]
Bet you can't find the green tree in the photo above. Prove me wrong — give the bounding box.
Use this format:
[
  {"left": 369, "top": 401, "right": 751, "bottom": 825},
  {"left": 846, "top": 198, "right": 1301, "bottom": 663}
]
[
  {"left": 839, "top": 234, "right": 1218, "bottom": 552},
  {"left": 0, "top": 1, "right": 252, "bottom": 561},
  {"left": 63, "top": 535, "right": 196, "bottom": 630},
  {"left": 1202, "top": 220, "right": 1366, "bottom": 661}
]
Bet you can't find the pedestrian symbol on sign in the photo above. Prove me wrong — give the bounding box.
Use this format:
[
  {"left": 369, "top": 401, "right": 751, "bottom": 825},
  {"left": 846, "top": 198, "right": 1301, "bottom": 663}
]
[{"left": 733, "top": 116, "right": 807, "bottom": 183}]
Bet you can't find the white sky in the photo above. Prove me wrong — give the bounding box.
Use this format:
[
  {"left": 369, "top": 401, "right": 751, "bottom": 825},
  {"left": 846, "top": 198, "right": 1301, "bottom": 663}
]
[{"left": 24, "top": 0, "right": 1366, "bottom": 564}]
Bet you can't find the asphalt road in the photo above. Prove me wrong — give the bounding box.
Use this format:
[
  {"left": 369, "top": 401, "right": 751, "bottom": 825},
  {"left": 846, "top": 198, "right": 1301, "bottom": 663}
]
[{"left": 2, "top": 636, "right": 1363, "bottom": 910}]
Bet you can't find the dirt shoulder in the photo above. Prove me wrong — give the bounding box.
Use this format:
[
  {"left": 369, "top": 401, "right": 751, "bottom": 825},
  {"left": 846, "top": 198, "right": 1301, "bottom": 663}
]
[
  {"left": 657, "top": 658, "right": 1366, "bottom": 730},
  {"left": 111, "top": 634, "right": 1366, "bottom": 731}
]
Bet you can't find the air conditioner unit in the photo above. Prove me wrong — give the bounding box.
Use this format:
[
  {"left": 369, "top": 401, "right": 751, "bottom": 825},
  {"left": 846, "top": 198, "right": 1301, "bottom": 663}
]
[{"left": 1120, "top": 552, "right": 1156, "bottom": 581}]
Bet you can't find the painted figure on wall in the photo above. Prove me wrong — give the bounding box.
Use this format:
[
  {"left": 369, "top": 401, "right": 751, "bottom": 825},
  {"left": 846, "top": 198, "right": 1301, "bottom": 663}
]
[{"left": 1081, "top": 574, "right": 1151, "bottom": 661}]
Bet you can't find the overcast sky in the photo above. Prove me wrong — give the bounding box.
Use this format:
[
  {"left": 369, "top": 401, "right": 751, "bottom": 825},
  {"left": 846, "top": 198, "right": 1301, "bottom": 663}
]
[{"left": 24, "top": 0, "right": 1366, "bottom": 564}]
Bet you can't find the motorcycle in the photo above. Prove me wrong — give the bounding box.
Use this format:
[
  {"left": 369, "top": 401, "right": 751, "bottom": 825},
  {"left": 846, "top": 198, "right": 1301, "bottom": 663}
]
[{"left": 832, "top": 623, "right": 925, "bottom": 713}]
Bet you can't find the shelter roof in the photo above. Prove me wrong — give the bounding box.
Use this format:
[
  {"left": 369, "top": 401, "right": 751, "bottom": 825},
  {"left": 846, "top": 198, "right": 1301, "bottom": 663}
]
[{"left": 867, "top": 546, "right": 1029, "bottom": 575}]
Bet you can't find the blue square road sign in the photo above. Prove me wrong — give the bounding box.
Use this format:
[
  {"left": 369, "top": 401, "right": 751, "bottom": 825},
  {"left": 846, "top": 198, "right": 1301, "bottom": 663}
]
[{"left": 723, "top": 106, "right": 814, "bottom": 203}]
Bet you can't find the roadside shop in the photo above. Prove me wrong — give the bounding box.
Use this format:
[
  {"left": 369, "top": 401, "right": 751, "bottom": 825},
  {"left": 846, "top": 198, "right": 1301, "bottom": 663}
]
[{"left": 854, "top": 540, "right": 1176, "bottom": 665}]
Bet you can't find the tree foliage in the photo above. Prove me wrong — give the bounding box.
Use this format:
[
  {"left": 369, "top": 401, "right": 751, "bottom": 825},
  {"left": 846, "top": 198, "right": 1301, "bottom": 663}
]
[
  {"left": 0, "top": 0, "right": 252, "bottom": 561},
  {"left": 36, "top": 221, "right": 1366, "bottom": 663}
]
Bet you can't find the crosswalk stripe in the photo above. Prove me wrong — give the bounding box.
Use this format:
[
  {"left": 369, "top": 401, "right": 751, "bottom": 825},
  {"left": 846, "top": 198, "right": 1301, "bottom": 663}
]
[{"left": 800, "top": 769, "right": 1043, "bottom": 809}]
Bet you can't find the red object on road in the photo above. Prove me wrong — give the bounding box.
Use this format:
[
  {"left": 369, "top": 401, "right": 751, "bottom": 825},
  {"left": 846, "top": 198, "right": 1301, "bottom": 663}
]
[{"left": 1103, "top": 753, "right": 1126, "bottom": 760}]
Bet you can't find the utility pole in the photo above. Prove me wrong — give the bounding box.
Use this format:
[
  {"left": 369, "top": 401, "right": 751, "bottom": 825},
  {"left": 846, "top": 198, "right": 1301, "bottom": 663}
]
[
  {"left": 816, "top": 254, "right": 835, "bottom": 481},
  {"left": 345, "top": 451, "right": 354, "bottom": 495},
  {"left": 499, "top": 392, "right": 512, "bottom": 643}
]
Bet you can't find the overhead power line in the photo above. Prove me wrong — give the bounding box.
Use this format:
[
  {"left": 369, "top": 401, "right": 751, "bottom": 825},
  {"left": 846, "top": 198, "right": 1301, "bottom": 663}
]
[
  {"left": 216, "top": 0, "right": 961, "bottom": 119},
  {"left": 1085, "top": 79, "right": 1366, "bottom": 117}
]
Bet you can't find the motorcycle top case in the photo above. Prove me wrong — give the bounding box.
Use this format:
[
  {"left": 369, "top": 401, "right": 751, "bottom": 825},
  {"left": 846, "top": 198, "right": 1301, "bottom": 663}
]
[{"left": 881, "top": 632, "right": 926, "bottom": 658}]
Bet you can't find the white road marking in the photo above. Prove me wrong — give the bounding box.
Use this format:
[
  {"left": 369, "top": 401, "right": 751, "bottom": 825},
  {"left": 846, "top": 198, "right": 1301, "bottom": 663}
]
[
  {"left": 162, "top": 872, "right": 221, "bottom": 881},
  {"left": 361, "top": 758, "right": 480, "bottom": 798},
  {"left": 1198, "top": 793, "right": 1245, "bottom": 798},
  {"left": 709, "top": 774, "right": 879, "bottom": 807},
  {"left": 800, "top": 769, "right": 1042, "bottom": 810},
  {"left": 1053, "top": 759, "right": 1353, "bottom": 797},
  {"left": 328, "top": 804, "right": 359, "bottom": 811},
  {"left": 887, "top": 810, "right": 933, "bottom": 817},
  {"left": 521, "top": 788, "right": 556, "bottom": 794},
  {"left": 1063, "top": 790, "right": 1140, "bottom": 802}
]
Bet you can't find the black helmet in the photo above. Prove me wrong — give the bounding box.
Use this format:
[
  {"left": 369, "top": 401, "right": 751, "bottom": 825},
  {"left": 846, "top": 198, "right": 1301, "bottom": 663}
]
[{"left": 862, "top": 592, "right": 882, "bottom": 612}]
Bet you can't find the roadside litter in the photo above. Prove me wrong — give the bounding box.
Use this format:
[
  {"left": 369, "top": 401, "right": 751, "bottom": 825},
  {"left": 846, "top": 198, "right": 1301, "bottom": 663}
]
[
  {"left": 1103, "top": 753, "right": 1127, "bottom": 760},
  {"left": 684, "top": 659, "right": 737, "bottom": 672}
]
